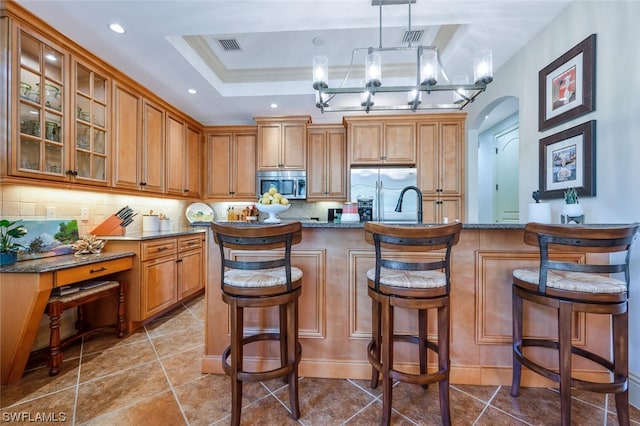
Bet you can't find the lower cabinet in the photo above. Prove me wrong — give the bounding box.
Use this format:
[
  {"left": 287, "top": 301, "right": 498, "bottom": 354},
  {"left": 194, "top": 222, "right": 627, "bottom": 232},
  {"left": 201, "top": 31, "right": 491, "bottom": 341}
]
[{"left": 104, "top": 232, "right": 206, "bottom": 328}]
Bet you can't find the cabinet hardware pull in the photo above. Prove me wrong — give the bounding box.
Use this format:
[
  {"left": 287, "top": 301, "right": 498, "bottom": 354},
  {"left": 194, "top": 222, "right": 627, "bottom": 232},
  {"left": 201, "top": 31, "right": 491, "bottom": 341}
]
[
  {"left": 183, "top": 189, "right": 189, "bottom": 192},
  {"left": 90, "top": 267, "right": 107, "bottom": 273},
  {"left": 157, "top": 246, "right": 169, "bottom": 251},
  {"left": 176, "top": 259, "right": 183, "bottom": 263}
]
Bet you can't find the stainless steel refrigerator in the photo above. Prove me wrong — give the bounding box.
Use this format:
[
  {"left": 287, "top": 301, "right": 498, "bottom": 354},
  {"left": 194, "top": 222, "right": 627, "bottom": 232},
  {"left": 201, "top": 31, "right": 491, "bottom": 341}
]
[{"left": 350, "top": 168, "right": 419, "bottom": 223}]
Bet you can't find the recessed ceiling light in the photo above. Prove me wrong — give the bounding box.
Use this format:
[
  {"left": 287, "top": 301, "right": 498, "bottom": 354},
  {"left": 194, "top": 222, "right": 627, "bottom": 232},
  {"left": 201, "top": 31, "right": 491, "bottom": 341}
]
[
  {"left": 108, "top": 23, "right": 126, "bottom": 34},
  {"left": 187, "top": 89, "right": 197, "bottom": 94},
  {"left": 270, "top": 103, "right": 278, "bottom": 109}
]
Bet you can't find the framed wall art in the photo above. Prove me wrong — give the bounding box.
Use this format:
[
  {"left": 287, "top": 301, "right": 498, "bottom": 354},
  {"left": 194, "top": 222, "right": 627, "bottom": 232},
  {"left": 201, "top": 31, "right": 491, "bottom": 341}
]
[
  {"left": 539, "top": 34, "right": 596, "bottom": 131},
  {"left": 539, "top": 120, "right": 596, "bottom": 199}
]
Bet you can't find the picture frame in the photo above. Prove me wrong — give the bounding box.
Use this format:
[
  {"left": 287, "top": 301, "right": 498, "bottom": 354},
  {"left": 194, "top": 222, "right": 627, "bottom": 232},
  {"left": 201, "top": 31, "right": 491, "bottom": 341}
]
[
  {"left": 539, "top": 120, "right": 596, "bottom": 200},
  {"left": 538, "top": 34, "right": 596, "bottom": 131}
]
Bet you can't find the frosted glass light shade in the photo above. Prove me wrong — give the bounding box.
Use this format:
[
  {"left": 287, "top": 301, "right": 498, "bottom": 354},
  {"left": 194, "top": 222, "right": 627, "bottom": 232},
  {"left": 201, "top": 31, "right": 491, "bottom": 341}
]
[
  {"left": 313, "top": 55, "right": 328, "bottom": 89},
  {"left": 365, "top": 53, "right": 381, "bottom": 87},
  {"left": 420, "top": 50, "right": 438, "bottom": 86},
  {"left": 453, "top": 75, "right": 469, "bottom": 104},
  {"left": 474, "top": 49, "right": 493, "bottom": 84}
]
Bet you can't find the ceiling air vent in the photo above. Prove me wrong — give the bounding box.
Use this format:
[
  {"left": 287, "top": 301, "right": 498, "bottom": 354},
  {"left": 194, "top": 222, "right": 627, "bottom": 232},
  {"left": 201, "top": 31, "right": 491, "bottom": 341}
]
[
  {"left": 402, "top": 30, "right": 424, "bottom": 45},
  {"left": 217, "top": 38, "right": 242, "bottom": 52}
]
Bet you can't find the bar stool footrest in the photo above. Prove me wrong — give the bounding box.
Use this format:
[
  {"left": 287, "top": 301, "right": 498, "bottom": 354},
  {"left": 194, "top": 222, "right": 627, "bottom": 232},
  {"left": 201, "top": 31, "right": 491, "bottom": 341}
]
[
  {"left": 221, "top": 332, "right": 303, "bottom": 382},
  {"left": 514, "top": 339, "right": 626, "bottom": 393}
]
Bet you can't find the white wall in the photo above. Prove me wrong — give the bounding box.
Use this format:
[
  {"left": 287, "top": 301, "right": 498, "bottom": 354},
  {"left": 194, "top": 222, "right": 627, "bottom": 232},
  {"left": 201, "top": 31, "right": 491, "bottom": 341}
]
[{"left": 464, "top": 0, "right": 640, "bottom": 405}]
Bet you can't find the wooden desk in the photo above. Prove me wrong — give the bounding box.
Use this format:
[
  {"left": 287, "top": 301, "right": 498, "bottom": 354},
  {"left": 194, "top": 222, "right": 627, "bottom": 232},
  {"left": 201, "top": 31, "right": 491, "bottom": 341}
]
[{"left": 0, "top": 252, "right": 134, "bottom": 385}]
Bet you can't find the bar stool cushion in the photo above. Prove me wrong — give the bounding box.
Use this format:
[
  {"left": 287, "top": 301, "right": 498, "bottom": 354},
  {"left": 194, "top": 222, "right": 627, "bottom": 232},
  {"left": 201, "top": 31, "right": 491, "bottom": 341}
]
[
  {"left": 366, "top": 267, "right": 446, "bottom": 289},
  {"left": 513, "top": 267, "right": 627, "bottom": 293},
  {"left": 224, "top": 266, "right": 303, "bottom": 288}
]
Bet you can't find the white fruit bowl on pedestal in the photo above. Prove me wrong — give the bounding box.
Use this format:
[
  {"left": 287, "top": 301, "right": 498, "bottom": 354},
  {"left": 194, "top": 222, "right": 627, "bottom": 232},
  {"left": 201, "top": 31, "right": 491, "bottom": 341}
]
[{"left": 255, "top": 203, "right": 290, "bottom": 223}]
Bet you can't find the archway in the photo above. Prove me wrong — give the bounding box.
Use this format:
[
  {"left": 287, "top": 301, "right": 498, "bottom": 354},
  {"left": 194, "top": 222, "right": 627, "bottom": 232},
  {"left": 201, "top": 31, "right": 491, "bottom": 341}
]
[{"left": 469, "top": 96, "right": 520, "bottom": 223}]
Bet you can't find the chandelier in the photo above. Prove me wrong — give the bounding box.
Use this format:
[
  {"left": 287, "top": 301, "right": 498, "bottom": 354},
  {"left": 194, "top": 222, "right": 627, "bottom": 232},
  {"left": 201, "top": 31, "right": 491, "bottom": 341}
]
[{"left": 312, "top": 0, "right": 493, "bottom": 113}]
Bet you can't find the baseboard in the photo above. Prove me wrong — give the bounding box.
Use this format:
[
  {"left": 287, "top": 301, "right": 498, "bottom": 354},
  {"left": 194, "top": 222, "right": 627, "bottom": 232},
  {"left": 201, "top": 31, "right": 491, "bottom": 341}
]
[{"left": 630, "top": 372, "right": 640, "bottom": 409}]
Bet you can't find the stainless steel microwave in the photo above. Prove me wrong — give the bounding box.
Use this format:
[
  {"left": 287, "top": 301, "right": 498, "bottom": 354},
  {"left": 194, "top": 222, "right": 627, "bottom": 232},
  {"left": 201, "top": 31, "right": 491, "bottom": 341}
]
[{"left": 256, "top": 170, "right": 306, "bottom": 200}]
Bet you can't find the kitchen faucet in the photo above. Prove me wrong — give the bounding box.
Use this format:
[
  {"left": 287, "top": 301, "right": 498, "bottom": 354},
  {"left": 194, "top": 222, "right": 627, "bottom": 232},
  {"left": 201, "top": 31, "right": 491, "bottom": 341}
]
[{"left": 394, "top": 186, "right": 423, "bottom": 223}]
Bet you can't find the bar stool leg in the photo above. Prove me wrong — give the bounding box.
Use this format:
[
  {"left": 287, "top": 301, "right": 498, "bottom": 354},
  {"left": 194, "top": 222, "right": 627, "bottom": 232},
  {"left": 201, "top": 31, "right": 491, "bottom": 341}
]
[
  {"left": 370, "top": 297, "right": 381, "bottom": 389},
  {"left": 230, "top": 301, "right": 243, "bottom": 426},
  {"left": 419, "top": 309, "right": 428, "bottom": 390},
  {"left": 279, "top": 304, "right": 288, "bottom": 384},
  {"left": 511, "top": 286, "right": 523, "bottom": 397},
  {"left": 287, "top": 299, "right": 300, "bottom": 419},
  {"left": 381, "top": 300, "right": 393, "bottom": 426},
  {"left": 558, "top": 301, "right": 572, "bottom": 426},
  {"left": 438, "top": 303, "right": 451, "bottom": 426},
  {"left": 613, "top": 309, "right": 629, "bottom": 426},
  {"left": 117, "top": 282, "right": 126, "bottom": 337},
  {"left": 47, "top": 301, "right": 64, "bottom": 376}
]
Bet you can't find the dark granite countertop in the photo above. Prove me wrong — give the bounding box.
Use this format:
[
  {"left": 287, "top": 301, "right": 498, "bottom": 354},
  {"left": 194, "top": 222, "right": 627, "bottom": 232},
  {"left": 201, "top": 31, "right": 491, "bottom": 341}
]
[
  {"left": 213, "top": 220, "right": 526, "bottom": 230},
  {"left": 100, "top": 227, "right": 207, "bottom": 241},
  {"left": 0, "top": 251, "right": 136, "bottom": 274}
]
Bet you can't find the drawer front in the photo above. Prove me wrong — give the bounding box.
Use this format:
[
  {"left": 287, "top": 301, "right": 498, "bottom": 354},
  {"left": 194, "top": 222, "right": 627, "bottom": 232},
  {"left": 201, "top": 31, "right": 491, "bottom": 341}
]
[
  {"left": 55, "top": 257, "right": 133, "bottom": 286},
  {"left": 141, "top": 239, "right": 178, "bottom": 261},
  {"left": 179, "top": 235, "right": 203, "bottom": 253}
]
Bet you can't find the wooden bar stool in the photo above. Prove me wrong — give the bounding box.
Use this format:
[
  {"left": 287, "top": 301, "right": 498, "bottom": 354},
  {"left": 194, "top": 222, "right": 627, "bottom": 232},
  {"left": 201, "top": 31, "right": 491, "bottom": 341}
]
[
  {"left": 212, "top": 221, "right": 303, "bottom": 426},
  {"left": 364, "top": 222, "right": 462, "bottom": 426},
  {"left": 511, "top": 223, "right": 639, "bottom": 426},
  {"left": 45, "top": 280, "right": 126, "bottom": 376}
]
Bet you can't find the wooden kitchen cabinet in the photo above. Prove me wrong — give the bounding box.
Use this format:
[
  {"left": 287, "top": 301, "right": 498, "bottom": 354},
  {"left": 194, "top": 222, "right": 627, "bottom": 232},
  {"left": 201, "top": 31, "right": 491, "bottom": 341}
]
[
  {"left": 140, "top": 99, "right": 165, "bottom": 193},
  {"left": 7, "top": 24, "right": 112, "bottom": 185},
  {"left": 307, "top": 124, "right": 347, "bottom": 200},
  {"left": 102, "top": 232, "right": 206, "bottom": 329},
  {"left": 204, "top": 126, "right": 256, "bottom": 200},
  {"left": 166, "top": 114, "right": 201, "bottom": 198},
  {"left": 255, "top": 116, "right": 310, "bottom": 170},
  {"left": 112, "top": 81, "right": 141, "bottom": 191},
  {"left": 10, "top": 25, "right": 68, "bottom": 181},
  {"left": 417, "top": 114, "right": 465, "bottom": 222},
  {"left": 112, "top": 90, "right": 165, "bottom": 194},
  {"left": 72, "top": 59, "right": 110, "bottom": 185},
  {"left": 345, "top": 117, "right": 416, "bottom": 165}
]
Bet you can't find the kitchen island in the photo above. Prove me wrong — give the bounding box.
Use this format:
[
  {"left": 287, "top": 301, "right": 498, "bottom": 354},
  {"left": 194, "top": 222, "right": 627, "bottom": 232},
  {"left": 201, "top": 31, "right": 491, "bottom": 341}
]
[{"left": 202, "top": 222, "right": 612, "bottom": 386}]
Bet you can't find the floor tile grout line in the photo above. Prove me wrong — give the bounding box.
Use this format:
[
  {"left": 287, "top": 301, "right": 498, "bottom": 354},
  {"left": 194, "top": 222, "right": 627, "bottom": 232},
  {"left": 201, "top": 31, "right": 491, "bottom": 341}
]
[
  {"left": 71, "top": 339, "right": 85, "bottom": 425},
  {"left": 144, "top": 323, "right": 192, "bottom": 425}
]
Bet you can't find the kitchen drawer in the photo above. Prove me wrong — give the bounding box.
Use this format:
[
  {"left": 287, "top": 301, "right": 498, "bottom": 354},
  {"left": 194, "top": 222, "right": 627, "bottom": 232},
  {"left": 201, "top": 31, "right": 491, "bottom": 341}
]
[
  {"left": 141, "top": 238, "right": 178, "bottom": 261},
  {"left": 54, "top": 257, "right": 133, "bottom": 287},
  {"left": 179, "top": 235, "right": 203, "bottom": 252}
]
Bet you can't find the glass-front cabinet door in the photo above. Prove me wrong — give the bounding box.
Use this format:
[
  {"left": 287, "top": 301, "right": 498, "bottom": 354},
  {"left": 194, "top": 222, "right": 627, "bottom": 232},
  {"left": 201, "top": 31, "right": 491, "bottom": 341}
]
[
  {"left": 17, "top": 29, "right": 66, "bottom": 179},
  {"left": 73, "top": 61, "right": 109, "bottom": 184}
]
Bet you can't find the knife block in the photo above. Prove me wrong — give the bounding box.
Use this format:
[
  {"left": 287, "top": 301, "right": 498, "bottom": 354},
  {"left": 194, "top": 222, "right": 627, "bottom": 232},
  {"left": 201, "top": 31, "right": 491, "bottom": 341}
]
[{"left": 90, "top": 215, "right": 125, "bottom": 236}]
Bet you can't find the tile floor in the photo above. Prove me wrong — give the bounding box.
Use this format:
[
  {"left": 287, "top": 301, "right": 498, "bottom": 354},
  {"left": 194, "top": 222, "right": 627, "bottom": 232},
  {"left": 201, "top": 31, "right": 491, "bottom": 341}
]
[{"left": 2, "top": 294, "right": 639, "bottom": 425}]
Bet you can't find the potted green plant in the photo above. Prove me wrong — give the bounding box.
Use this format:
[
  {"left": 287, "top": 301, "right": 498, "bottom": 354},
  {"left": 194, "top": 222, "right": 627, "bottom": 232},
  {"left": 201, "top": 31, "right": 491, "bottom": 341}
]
[
  {"left": 561, "top": 188, "right": 584, "bottom": 223},
  {"left": 0, "top": 219, "right": 27, "bottom": 266}
]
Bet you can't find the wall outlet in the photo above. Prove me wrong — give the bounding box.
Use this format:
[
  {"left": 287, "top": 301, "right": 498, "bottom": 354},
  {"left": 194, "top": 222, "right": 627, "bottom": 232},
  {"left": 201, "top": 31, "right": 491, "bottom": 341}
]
[
  {"left": 46, "top": 206, "right": 56, "bottom": 219},
  {"left": 81, "top": 207, "right": 89, "bottom": 221}
]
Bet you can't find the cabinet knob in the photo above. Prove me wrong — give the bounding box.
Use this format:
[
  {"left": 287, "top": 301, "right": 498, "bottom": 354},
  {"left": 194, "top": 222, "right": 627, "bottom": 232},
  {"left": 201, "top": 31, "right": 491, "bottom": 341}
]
[
  {"left": 183, "top": 189, "right": 189, "bottom": 193},
  {"left": 140, "top": 182, "right": 147, "bottom": 186}
]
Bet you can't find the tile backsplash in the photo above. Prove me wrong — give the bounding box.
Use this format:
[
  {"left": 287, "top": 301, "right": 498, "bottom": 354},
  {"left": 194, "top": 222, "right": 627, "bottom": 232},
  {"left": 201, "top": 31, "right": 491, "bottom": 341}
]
[{"left": 1, "top": 184, "right": 192, "bottom": 235}]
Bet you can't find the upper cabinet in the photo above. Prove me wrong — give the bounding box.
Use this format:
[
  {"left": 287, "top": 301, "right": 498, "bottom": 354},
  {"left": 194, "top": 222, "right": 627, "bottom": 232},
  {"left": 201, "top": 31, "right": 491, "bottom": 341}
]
[
  {"left": 9, "top": 25, "right": 111, "bottom": 186},
  {"left": 417, "top": 116, "right": 465, "bottom": 197},
  {"left": 307, "top": 124, "right": 347, "bottom": 201},
  {"left": 345, "top": 116, "right": 416, "bottom": 165},
  {"left": 166, "top": 113, "right": 201, "bottom": 198},
  {"left": 72, "top": 59, "right": 109, "bottom": 185},
  {"left": 204, "top": 126, "right": 257, "bottom": 200},
  {"left": 4, "top": 6, "right": 205, "bottom": 199},
  {"left": 140, "top": 99, "right": 165, "bottom": 193},
  {"left": 12, "top": 27, "right": 68, "bottom": 181},
  {"left": 417, "top": 114, "right": 466, "bottom": 222},
  {"left": 255, "top": 116, "right": 310, "bottom": 170}
]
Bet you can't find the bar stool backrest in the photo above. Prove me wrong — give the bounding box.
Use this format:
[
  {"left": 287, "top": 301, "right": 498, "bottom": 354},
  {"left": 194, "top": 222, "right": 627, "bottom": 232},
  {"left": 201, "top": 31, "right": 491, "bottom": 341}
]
[
  {"left": 364, "top": 222, "right": 462, "bottom": 293},
  {"left": 212, "top": 222, "right": 302, "bottom": 292},
  {"left": 522, "top": 222, "right": 640, "bottom": 293}
]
